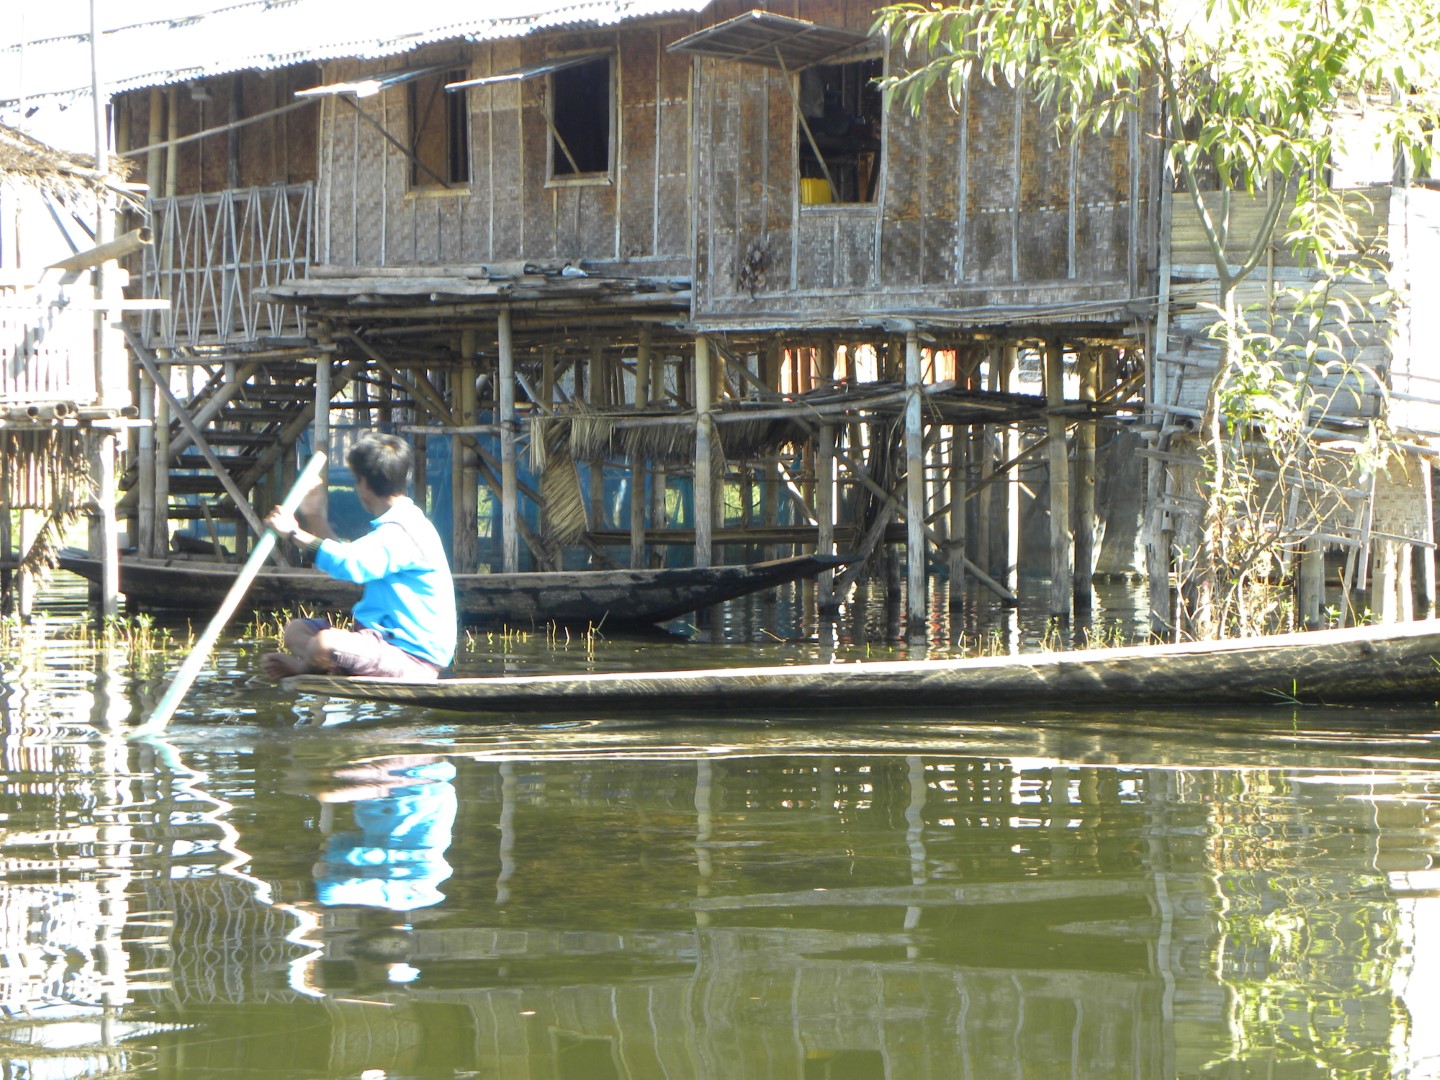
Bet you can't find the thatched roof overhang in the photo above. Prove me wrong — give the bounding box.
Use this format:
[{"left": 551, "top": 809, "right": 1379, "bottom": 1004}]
[{"left": 0, "top": 122, "right": 128, "bottom": 200}]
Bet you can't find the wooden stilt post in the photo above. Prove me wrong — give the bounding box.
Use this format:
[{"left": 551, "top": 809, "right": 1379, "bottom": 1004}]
[
  {"left": 904, "top": 331, "right": 927, "bottom": 634},
  {"left": 649, "top": 349, "right": 668, "bottom": 561},
  {"left": 817, "top": 338, "right": 838, "bottom": 609},
  {"left": 694, "top": 335, "right": 714, "bottom": 568},
  {"left": 1002, "top": 345, "right": 1021, "bottom": 597},
  {"left": 1045, "top": 339, "right": 1072, "bottom": 624},
  {"left": 137, "top": 370, "right": 156, "bottom": 557},
  {"left": 313, "top": 348, "right": 331, "bottom": 483},
  {"left": 587, "top": 341, "right": 608, "bottom": 545},
  {"left": 498, "top": 307, "right": 519, "bottom": 574},
  {"left": 1298, "top": 542, "right": 1325, "bottom": 629},
  {"left": 630, "top": 329, "right": 651, "bottom": 569},
  {"left": 761, "top": 338, "right": 783, "bottom": 563},
  {"left": 453, "top": 333, "right": 479, "bottom": 573},
  {"left": 948, "top": 409, "right": 968, "bottom": 608},
  {"left": 0, "top": 509, "right": 10, "bottom": 615},
  {"left": 977, "top": 350, "right": 996, "bottom": 577},
  {"left": 154, "top": 383, "right": 170, "bottom": 556},
  {"left": 1074, "top": 348, "right": 1098, "bottom": 614},
  {"left": 18, "top": 511, "right": 36, "bottom": 619},
  {"left": 1400, "top": 542, "right": 1415, "bottom": 622},
  {"left": 1424, "top": 458, "right": 1437, "bottom": 619}
]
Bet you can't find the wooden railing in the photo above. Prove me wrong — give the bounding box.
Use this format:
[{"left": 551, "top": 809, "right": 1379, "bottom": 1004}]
[
  {"left": 140, "top": 182, "right": 313, "bottom": 350},
  {"left": 0, "top": 274, "right": 99, "bottom": 406}
]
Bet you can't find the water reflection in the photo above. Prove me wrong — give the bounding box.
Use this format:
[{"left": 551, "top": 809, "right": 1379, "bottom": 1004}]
[{"left": 3, "top": 586, "right": 1440, "bottom": 1077}]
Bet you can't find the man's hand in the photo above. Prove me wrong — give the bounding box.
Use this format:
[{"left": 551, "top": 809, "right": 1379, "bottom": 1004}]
[{"left": 265, "top": 505, "right": 300, "bottom": 536}]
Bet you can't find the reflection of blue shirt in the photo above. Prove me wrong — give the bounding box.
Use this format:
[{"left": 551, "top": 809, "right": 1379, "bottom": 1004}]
[
  {"left": 313, "top": 497, "right": 457, "bottom": 666},
  {"left": 314, "top": 762, "right": 458, "bottom": 912}
]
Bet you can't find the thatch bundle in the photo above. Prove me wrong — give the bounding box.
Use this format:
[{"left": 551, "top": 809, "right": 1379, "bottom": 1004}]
[
  {"left": 1, "top": 427, "right": 91, "bottom": 512},
  {"left": 0, "top": 122, "right": 129, "bottom": 201},
  {"left": 529, "top": 409, "right": 805, "bottom": 472},
  {"left": 712, "top": 417, "right": 808, "bottom": 461},
  {"left": 1, "top": 427, "right": 92, "bottom": 574},
  {"left": 530, "top": 415, "right": 589, "bottom": 544}
]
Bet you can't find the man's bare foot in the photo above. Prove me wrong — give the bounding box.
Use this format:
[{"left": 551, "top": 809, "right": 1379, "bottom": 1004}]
[{"left": 260, "top": 652, "right": 312, "bottom": 680}]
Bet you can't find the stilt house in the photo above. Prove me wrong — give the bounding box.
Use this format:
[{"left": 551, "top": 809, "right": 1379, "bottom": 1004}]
[
  {"left": 4, "top": 0, "right": 1438, "bottom": 633},
  {"left": 0, "top": 122, "right": 140, "bottom": 613}
]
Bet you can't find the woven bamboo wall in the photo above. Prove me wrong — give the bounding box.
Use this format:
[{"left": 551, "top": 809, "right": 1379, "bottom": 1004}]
[
  {"left": 691, "top": 0, "right": 1158, "bottom": 327},
  {"left": 314, "top": 21, "right": 696, "bottom": 273},
  {"left": 1157, "top": 186, "right": 1440, "bottom": 436}
]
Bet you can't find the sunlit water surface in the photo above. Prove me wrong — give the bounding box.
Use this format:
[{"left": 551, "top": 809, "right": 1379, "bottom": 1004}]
[{"left": 2, "top": 573, "right": 1440, "bottom": 1079}]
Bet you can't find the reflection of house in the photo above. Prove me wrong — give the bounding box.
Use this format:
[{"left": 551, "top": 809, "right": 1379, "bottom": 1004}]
[
  {"left": 1, "top": 662, "right": 1431, "bottom": 1078},
  {"left": 0, "top": 124, "right": 142, "bottom": 615},
  {"left": 2, "top": 1, "right": 1437, "bottom": 630}
]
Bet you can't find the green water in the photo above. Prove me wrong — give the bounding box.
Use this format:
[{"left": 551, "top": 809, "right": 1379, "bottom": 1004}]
[{"left": 3, "top": 576, "right": 1440, "bottom": 1078}]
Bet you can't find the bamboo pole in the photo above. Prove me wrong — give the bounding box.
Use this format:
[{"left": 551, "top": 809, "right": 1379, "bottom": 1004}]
[
  {"left": 1003, "top": 346, "right": 1022, "bottom": 596},
  {"left": 694, "top": 335, "right": 714, "bottom": 568},
  {"left": 948, "top": 376, "right": 967, "bottom": 607},
  {"left": 137, "top": 370, "right": 156, "bottom": 556},
  {"left": 588, "top": 341, "right": 607, "bottom": 540},
  {"left": 630, "top": 328, "right": 651, "bottom": 569},
  {"left": 455, "top": 331, "right": 480, "bottom": 574},
  {"left": 498, "top": 309, "right": 519, "bottom": 574},
  {"left": 155, "top": 388, "right": 170, "bottom": 554},
  {"left": 136, "top": 452, "right": 327, "bottom": 737},
  {"left": 1045, "top": 339, "right": 1072, "bottom": 622},
  {"left": 904, "top": 332, "right": 926, "bottom": 633},
  {"left": 976, "top": 350, "right": 994, "bottom": 581},
  {"left": 1075, "top": 348, "right": 1098, "bottom": 613},
  {"left": 816, "top": 339, "right": 838, "bottom": 609}
]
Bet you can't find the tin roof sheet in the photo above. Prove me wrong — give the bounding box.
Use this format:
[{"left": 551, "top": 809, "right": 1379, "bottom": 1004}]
[{"left": 1, "top": 0, "right": 714, "bottom": 105}]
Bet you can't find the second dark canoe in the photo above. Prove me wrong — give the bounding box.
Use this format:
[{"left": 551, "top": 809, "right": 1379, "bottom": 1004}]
[{"left": 58, "top": 552, "right": 844, "bottom": 627}]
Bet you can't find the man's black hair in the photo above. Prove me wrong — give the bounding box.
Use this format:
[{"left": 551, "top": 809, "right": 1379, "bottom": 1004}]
[{"left": 347, "top": 434, "right": 411, "bottom": 497}]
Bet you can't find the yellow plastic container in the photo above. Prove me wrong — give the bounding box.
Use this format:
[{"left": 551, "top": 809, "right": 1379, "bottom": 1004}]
[{"left": 799, "top": 178, "right": 833, "bottom": 205}]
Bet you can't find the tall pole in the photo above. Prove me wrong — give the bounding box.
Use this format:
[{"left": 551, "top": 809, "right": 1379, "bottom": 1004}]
[
  {"left": 904, "top": 331, "right": 926, "bottom": 635},
  {"left": 89, "top": 0, "right": 121, "bottom": 618},
  {"left": 630, "top": 328, "right": 651, "bottom": 569},
  {"left": 694, "top": 335, "right": 714, "bottom": 568},
  {"left": 498, "top": 307, "right": 519, "bottom": 574},
  {"left": 1045, "top": 339, "right": 1072, "bottom": 623},
  {"left": 816, "top": 339, "right": 838, "bottom": 610}
]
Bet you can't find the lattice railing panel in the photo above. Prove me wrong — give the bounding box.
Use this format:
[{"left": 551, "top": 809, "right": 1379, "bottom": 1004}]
[{"left": 141, "top": 182, "right": 313, "bottom": 350}]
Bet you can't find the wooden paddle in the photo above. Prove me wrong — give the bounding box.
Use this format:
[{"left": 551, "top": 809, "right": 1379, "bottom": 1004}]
[{"left": 134, "top": 451, "right": 328, "bottom": 736}]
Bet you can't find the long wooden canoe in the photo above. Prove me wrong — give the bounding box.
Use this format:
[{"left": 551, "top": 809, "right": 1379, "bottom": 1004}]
[
  {"left": 58, "top": 552, "right": 843, "bottom": 628},
  {"left": 283, "top": 619, "right": 1440, "bottom": 712}
]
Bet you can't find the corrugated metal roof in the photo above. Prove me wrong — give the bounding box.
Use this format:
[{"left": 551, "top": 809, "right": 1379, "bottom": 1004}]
[{"left": 0, "top": 0, "right": 714, "bottom": 105}]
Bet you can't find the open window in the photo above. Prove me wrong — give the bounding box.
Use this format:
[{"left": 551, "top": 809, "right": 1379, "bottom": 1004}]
[
  {"left": 797, "top": 57, "right": 882, "bottom": 204},
  {"left": 408, "top": 68, "right": 470, "bottom": 189},
  {"left": 668, "top": 11, "right": 881, "bottom": 206},
  {"left": 549, "top": 54, "right": 613, "bottom": 180},
  {"left": 445, "top": 52, "right": 614, "bottom": 184}
]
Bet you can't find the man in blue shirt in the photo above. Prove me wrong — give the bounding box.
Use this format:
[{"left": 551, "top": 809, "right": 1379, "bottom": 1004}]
[{"left": 261, "top": 434, "right": 456, "bottom": 681}]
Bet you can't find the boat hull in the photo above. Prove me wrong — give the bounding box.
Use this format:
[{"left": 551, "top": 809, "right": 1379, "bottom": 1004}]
[
  {"left": 57, "top": 553, "right": 842, "bottom": 627},
  {"left": 284, "top": 620, "right": 1440, "bottom": 712}
]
